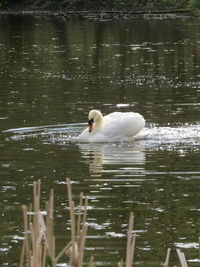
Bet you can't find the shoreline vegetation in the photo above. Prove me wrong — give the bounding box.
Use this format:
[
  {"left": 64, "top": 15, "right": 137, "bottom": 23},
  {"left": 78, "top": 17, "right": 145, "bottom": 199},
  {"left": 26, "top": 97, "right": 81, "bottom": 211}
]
[
  {"left": 0, "top": 9, "right": 199, "bottom": 20},
  {"left": 0, "top": 0, "right": 200, "bottom": 19},
  {"left": 19, "top": 178, "right": 190, "bottom": 267}
]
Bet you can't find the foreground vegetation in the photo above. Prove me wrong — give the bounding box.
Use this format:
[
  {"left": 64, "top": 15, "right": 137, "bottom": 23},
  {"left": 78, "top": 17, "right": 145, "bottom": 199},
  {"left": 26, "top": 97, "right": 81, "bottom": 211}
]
[
  {"left": 19, "top": 178, "right": 189, "bottom": 267},
  {"left": 20, "top": 179, "right": 136, "bottom": 267},
  {"left": 0, "top": 0, "right": 200, "bottom": 11}
]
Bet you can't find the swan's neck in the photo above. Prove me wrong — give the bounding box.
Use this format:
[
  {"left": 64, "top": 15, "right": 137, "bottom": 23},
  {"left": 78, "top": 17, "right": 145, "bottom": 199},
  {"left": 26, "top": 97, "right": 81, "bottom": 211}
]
[{"left": 93, "top": 116, "right": 103, "bottom": 133}]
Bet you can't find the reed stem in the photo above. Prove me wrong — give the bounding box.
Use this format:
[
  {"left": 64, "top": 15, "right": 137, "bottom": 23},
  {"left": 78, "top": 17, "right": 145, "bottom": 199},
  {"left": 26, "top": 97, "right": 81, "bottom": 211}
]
[
  {"left": 77, "top": 192, "right": 83, "bottom": 239},
  {"left": 126, "top": 212, "right": 134, "bottom": 267},
  {"left": 176, "top": 249, "right": 188, "bottom": 267},
  {"left": 163, "top": 248, "right": 171, "bottom": 267},
  {"left": 77, "top": 223, "right": 88, "bottom": 267},
  {"left": 66, "top": 178, "right": 76, "bottom": 265}
]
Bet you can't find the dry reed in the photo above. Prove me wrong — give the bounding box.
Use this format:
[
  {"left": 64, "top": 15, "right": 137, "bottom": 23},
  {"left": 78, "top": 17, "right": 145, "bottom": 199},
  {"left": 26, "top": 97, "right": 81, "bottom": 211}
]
[
  {"left": 163, "top": 247, "right": 189, "bottom": 267},
  {"left": 163, "top": 248, "right": 171, "bottom": 267},
  {"left": 176, "top": 248, "right": 188, "bottom": 267},
  {"left": 19, "top": 178, "right": 89, "bottom": 267},
  {"left": 19, "top": 179, "right": 189, "bottom": 267}
]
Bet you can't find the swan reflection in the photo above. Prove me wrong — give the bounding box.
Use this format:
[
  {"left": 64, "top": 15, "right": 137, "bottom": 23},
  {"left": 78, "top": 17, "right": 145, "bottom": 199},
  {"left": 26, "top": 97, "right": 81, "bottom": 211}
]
[{"left": 78, "top": 142, "right": 146, "bottom": 176}]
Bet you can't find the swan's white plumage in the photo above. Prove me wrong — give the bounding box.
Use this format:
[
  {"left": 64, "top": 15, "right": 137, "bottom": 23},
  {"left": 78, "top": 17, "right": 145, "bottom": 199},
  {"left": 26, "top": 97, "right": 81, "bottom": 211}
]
[{"left": 78, "top": 110, "right": 145, "bottom": 143}]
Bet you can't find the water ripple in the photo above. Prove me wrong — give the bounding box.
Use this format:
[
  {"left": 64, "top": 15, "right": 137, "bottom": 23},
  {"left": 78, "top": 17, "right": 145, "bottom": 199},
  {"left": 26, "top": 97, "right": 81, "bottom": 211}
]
[{"left": 3, "top": 122, "right": 199, "bottom": 150}]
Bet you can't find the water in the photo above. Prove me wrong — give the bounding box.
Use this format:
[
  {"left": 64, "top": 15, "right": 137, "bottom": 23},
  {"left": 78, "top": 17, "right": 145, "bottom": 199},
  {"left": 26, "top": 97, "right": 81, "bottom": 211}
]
[{"left": 0, "top": 15, "right": 200, "bottom": 266}]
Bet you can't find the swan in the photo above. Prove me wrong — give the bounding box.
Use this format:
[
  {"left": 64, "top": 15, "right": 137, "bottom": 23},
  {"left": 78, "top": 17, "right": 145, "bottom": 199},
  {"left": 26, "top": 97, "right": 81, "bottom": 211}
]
[{"left": 78, "top": 109, "right": 145, "bottom": 143}]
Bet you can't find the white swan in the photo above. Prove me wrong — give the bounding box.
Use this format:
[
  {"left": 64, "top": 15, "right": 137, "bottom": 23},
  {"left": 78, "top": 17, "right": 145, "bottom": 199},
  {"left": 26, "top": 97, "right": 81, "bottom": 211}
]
[{"left": 78, "top": 110, "right": 145, "bottom": 143}]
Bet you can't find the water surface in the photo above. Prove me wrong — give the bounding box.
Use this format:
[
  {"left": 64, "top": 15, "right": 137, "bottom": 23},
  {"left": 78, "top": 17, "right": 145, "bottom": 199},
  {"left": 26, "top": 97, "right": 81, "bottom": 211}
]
[{"left": 0, "top": 16, "right": 200, "bottom": 266}]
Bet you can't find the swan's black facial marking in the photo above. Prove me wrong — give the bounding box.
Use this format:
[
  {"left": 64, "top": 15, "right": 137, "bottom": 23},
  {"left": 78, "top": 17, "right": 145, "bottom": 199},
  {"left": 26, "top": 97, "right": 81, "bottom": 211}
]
[
  {"left": 88, "top": 118, "right": 94, "bottom": 125},
  {"left": 88, "top": 118, "right": 94, "bottom": 132}
]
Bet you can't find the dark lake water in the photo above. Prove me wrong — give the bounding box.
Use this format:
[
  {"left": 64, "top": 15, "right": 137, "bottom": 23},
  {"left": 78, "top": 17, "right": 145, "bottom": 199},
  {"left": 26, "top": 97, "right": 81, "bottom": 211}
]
[{"left": 0, "top": 15, "right": 199, "bottom": 266}]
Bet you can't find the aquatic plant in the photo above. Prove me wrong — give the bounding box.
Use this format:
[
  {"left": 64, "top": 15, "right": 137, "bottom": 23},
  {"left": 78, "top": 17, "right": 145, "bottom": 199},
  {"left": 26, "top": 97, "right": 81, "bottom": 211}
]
[
  {"left": 19, "top": 178, "right": 189, "bottom": 267},
  {"left": 19, "top": 178, "right": 89, "bottom": 267},
  {"left": 19, "top": 178, "right": 136, "bottom": 267}
]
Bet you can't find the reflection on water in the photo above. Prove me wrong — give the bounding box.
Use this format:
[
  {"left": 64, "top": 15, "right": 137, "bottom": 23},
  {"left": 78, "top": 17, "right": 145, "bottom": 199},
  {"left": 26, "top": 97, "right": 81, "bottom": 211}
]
[
  {"left": 78, "top": 142, "right": 146, "bottom": 176},
  {"left": 0, "top": 16, "right": 200, "bottom": 267}
]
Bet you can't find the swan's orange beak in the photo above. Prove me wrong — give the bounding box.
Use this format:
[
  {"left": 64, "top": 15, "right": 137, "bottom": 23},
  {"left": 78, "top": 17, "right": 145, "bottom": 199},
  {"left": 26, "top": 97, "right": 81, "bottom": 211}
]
[
  {"left": 89, "top": 124, "right": 93, "bottom": 132},
  {"left": 88, "top": 118, "right": 94, "bottom": 133}
]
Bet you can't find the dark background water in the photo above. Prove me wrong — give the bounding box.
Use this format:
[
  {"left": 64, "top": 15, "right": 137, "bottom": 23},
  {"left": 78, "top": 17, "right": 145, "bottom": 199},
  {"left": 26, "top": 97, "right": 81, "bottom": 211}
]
[{"left": 0, "top": 16, "right": 199, "bottom": 266}]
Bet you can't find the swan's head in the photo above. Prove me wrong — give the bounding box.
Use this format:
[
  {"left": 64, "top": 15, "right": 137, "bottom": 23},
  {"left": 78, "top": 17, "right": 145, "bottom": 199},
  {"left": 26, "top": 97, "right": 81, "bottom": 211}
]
[{"left": 88, "top": 110, "right": 103, "bottom": 132}]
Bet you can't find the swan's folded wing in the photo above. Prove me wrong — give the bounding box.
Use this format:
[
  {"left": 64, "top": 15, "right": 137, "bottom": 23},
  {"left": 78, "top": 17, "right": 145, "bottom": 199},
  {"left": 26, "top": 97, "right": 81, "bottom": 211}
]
[{"left": 103, "top": 112, "right": 145, "bottom": 139}]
